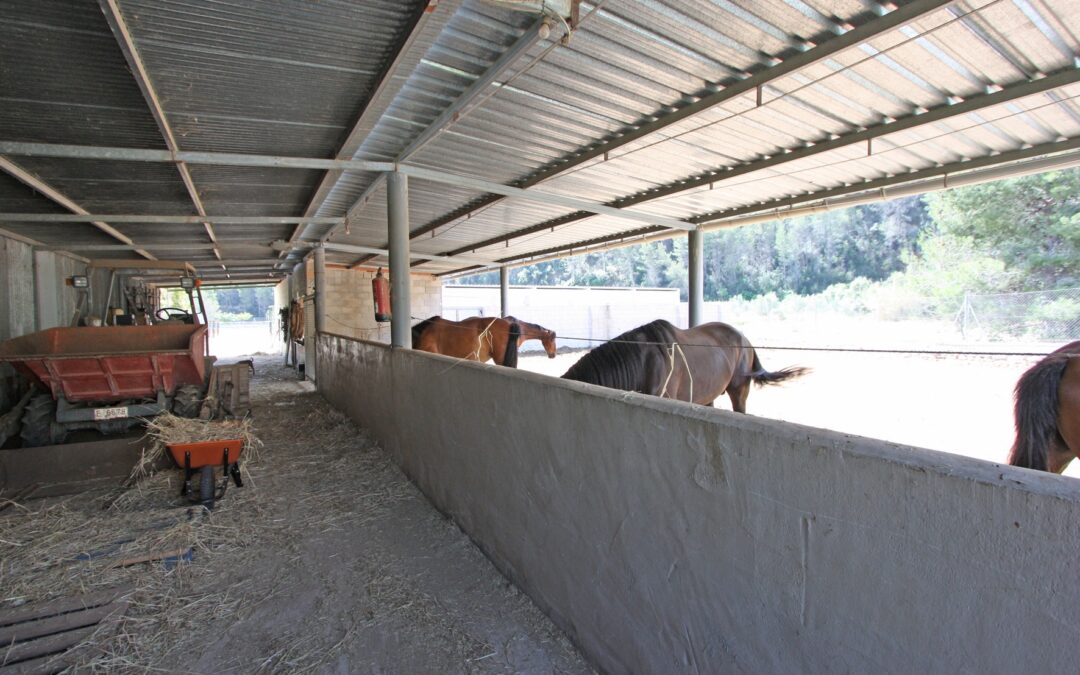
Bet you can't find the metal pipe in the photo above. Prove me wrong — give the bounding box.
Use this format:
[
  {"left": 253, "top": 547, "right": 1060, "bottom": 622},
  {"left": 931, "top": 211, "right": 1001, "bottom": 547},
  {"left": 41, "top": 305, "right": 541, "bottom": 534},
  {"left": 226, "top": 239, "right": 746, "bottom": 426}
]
[
  {"left": 314, "top": 245, "right": 327, "bottom": 336},
  {"left": 0, "top": 155, "right": 156, "bottom": 261},
  {"left": 327, "top": 16, "right": 551, "bottom": 249},
  {"left": 500, "top": 266, "right": 510, "bottom": 317},
  {"left": 456, "top": 142, "right": 1080, "bottom": 275},
  {"left": 688, "top": 228, "right": 703, "bottom": 327},
  {"left": 387, "top": 172, "right": 412, "bottom": 348},
  {"left": 402, "top": 0, "right": 954, "bottom": 243},
  {"left": 0, "top": 141, "right": 393, "bottom": 172},
  {"left": 323, "top": 241, "right": 499, "bottom": 268},
  {"left": 0, "top": 214, "right": 343, "bottom": 225},
  {"left": 397, "top": 164, "right": 695, "bottom": 231},
  {"left": 0, "top": 141, "right": 692, "bottom": 231},
  {"left": 102, "top": 270, "right": 117, "bottom": 325}
]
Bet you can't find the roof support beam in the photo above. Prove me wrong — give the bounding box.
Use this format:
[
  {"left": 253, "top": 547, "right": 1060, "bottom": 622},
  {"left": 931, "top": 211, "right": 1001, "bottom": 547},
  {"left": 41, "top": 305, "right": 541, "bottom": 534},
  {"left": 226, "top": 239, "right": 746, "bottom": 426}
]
[
  {"left": 294, "top": 0, "right": 459, "bottom": 244},
  {"left": 407, "top": 0, "right": 955, "bottom": 246},
  {"left": 0, "top": 142, "right": 394, "bottom": 172},
  {"left": 435, "top": 137, "right": 1080, "bottom": 278},
  {"left": 323, "top": 242, "right": 501, "bottom": 269},
  {"left": 0, "top": 156, "right": 156, "bottom": 260},
  {"left": 0, "top": 214, "right": 343, "bottom": 225},
  {"left": 335, "top": 16, "right": 553, "bottom": 265},
  {"left": 432, "top": 63, "right": 1080, "bottom": 260},
  {"left": 99, "top": 0, "right": 221, "bottom": 260},
  {"left": 0, "top": 142, "right": 689, "bottom": 230}
]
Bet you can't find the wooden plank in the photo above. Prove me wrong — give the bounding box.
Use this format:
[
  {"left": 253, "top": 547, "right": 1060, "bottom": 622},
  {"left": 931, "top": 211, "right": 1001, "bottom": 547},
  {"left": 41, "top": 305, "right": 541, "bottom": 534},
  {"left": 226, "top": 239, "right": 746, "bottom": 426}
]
[
  {"left": 0, "top": 436, "right": 154, "bottom": 498},
  {"left": 0, "top": 652, "right": 65, "bottom": 675},
  {"left": 0, "top": 600, "right": 128, "bottom": 673},
  {"left": 0, "top": 585, "right": 131, "bottom": 628},
  {"left": 107, "top": 547, "right": 189, "bottom": 569},
  {"left": 0, "top": 625, "right": 96, "bottom": 665},
  {"left": 0, "top": 602, "right": 119, "bottom": 645}
]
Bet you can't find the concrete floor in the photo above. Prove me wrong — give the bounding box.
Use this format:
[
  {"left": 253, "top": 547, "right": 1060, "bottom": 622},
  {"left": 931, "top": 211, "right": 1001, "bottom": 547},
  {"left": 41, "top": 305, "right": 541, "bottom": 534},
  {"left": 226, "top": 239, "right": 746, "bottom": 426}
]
[
  {"left": 176, "top": 357, "right": 593, "bottom": 673},
  {"left": 0, "top": 357, "right": 592, "bottom": 673}
]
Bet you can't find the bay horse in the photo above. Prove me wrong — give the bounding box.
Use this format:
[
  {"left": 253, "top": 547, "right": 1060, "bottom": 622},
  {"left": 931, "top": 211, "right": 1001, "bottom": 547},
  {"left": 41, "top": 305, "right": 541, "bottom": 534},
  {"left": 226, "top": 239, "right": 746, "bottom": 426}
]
[
  {"left": 505, "top": 316, "right": 557, "bottom": 359},
  {"left": 561, "top": 319, "right": 808, "bottom": 411},
  {"left": 1008, "top": 340, "right": 1080, "bottom": 473},
  {"left": 411, "top": 315, "right": 556, "bottom": 367}
]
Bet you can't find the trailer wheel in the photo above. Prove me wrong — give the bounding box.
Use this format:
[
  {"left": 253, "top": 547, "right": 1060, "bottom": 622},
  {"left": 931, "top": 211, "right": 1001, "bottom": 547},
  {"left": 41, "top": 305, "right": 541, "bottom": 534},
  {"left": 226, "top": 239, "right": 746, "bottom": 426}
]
[
  {"left": 20, "top": 395, "right": 67, "bottom": 447},
  {"left": 199, "top": 466, "right": 216, "bottom": 509},
  {"left": 173, "top": 385, "right": 203, "bottom": 418}
]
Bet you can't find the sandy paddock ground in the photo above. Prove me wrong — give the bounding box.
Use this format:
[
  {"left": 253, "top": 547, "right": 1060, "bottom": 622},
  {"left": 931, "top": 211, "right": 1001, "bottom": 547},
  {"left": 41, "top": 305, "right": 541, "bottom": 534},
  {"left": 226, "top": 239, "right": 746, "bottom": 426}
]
[{"left": 517, "top": 344, "right": 1079, "bottom": 479}]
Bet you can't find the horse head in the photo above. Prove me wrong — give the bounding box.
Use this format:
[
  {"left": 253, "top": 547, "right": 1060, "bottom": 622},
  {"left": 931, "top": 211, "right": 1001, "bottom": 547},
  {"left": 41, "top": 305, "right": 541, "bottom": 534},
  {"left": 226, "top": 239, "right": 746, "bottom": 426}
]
[{"left": 540, "top": 328, "right": 557, "bottom": 358}]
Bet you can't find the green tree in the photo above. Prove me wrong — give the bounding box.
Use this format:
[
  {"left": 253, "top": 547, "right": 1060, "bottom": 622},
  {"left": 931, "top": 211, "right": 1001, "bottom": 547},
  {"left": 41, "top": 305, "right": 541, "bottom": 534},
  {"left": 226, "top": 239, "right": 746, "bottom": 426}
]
[{"left": 927, "top": 168, "right": 1080, "bottom": 290}]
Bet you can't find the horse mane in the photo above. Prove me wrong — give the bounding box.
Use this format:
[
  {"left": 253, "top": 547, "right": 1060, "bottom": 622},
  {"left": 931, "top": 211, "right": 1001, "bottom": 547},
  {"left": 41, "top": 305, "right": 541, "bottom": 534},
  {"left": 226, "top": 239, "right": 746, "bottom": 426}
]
[
  {"left": 1009, "top": 352, "right": 1070, "bottom": 470},
  {"left": 502, "top": 321, "right": 521, "bottom": 368},
  {"left": 411, "top": 315, "right": 440, "bottom": 346},
  {"left": 504, "top": 316, "right": 549, "bottom": 336},
  {"left": 561, "top": 319, "right": 677, "bottom": 390}
]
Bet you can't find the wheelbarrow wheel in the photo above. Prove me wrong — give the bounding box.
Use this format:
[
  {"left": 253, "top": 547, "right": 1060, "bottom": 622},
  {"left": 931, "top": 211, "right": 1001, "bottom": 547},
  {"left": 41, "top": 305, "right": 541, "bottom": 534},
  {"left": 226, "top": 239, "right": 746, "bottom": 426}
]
[
  {"left": 173, "top": 385, "right": 204, "bottom": 418},
  {"left": 199, "top": 465, "right": 216, "bottom": 509},
  {"left": 20, "top": 394, "right": 67, "bottom": 447}
]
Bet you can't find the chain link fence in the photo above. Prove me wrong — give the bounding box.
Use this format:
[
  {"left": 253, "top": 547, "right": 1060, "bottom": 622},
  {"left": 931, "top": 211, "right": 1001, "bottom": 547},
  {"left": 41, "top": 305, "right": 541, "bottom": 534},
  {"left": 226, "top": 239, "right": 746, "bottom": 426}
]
[{"left": 957, "top": 288, "right": 1080, "bottom": 342}]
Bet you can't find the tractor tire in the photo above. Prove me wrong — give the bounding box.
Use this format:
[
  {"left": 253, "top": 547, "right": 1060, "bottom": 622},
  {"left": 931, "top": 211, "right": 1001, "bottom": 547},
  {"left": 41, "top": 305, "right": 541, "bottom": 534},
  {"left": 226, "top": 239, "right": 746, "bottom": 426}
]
[
  {"left": 19, "top": 395, "right": 67, "bottom": 447},
  {"left": 172, "top": 385, "right": 204, "bottom": 418},
  {"left": 199, "top": 465, "right": 216, "bottom": 509}
]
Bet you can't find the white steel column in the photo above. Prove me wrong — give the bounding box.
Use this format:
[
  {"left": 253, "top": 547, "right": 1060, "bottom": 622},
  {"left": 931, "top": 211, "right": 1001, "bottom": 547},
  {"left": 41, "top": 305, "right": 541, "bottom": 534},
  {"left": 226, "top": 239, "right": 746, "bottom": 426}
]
[
  {"left": 500, "top": 266, "right": 509, "bottom": 317},
  {"left": 688, "top": 227, "right": 703, "bottom": 327},
  {"left": 387, "top": 171, "right": 411, "bottom": 348},
  {"left": 313, "top": 245, "right": 327, "bottom": 378}
]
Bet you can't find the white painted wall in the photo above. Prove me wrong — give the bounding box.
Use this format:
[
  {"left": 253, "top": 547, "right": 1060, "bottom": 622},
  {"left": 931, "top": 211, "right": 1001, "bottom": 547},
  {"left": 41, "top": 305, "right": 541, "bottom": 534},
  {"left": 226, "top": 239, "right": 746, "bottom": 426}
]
[
  {"left": 443, "top": 285, "right": 680, "bottom": 350},
  {"left": 319, "top": 333, "right": 1080, "bottom": 674}
]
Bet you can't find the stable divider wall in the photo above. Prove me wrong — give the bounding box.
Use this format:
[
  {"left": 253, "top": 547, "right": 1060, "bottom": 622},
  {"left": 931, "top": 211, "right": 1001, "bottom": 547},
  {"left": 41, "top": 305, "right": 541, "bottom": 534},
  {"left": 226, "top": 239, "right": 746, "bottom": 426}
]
[{"left": 318, "top": 333, "right": 1080, "bottom": 674}]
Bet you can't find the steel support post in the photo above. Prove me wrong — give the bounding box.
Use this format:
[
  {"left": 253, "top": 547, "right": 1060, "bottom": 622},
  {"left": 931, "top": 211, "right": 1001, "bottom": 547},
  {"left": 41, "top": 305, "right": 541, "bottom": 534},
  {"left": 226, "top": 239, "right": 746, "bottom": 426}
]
[
  {"left": 500, "top": 266, "right": 510, "bottom": 317},
  {"left": 688, "top": 227, "right": 703, "bottom": 327},
  {"left": 387, "top": 171, "right": 411, "bottom": 348}
]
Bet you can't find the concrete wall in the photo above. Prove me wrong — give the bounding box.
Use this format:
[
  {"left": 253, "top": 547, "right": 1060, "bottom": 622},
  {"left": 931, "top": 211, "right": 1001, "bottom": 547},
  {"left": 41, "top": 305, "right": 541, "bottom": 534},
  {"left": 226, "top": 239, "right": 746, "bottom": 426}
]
[
  {"left": 444, "top": 285, "right": 681, "bottom": 349},
  {"left": 1, "top": 234, "right": 88, "bottom": 414},
  {"left": 286, "top": 261, "right": 441, "bottom": 381},
  {"left": 318, "top": 332, "right": 1080, "bottom": 674},
  {"left": 1, "top": 235, "right": 35, "bottom": 342},
  {"left": 320, "top": 266, "right": 441, "bottom": 344}
]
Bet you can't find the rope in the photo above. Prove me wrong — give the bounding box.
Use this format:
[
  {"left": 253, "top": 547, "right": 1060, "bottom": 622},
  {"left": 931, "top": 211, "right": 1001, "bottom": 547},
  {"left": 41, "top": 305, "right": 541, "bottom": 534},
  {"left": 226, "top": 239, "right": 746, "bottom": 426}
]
[
  {"left": 473, "top": 318, "right": 499, "bottom": 361},
  {"left": 319, "top": 314, "right": 1060, "bottom": 359},
  {"left": 659, "top": 342, "right": 693, "bottom": 401}
]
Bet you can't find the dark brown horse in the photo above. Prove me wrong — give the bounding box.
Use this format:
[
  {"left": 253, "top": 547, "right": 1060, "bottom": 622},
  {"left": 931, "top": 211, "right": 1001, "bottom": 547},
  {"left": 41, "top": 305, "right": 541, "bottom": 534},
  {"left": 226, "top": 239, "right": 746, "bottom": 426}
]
[
  {"left": 1008, "top": 340, "right": 1080, "bottom": 473},
  {"left": 411, "top": 315, "right": 556, "bottom": 367},
  {"left": 561, "top": 319, "right": 808, "bottom": 411}
]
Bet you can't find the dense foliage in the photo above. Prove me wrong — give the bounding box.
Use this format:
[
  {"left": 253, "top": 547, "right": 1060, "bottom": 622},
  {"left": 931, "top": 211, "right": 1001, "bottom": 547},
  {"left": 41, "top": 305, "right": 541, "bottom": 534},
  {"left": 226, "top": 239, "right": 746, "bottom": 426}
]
[
  {"left": 160, "top": 286, "right": 274, "bottom": 322},
  {"left": 452, "top": 168, "right": 1079, "bottom": 303}
]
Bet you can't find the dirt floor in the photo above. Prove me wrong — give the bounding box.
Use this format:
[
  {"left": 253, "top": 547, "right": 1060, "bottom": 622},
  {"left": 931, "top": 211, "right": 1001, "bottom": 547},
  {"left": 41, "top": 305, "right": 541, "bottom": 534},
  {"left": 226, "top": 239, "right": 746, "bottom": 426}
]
[
  {"left": 0, "top": 357, "right": 593, "bottom": 673},
  {"left": 517, "top": 345, "right": 1080, "bottom": 479}
]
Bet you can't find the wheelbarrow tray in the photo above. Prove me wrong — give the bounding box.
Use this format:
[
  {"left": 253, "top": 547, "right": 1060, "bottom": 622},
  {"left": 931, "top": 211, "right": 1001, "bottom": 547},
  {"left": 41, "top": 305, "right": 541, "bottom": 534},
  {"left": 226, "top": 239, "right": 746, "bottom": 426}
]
[
  {"left": 166, "top": 439, "right": 243, "bottom": 469},
  {"left": 0, "top": 325, "right": 207, "bottom": 404}
]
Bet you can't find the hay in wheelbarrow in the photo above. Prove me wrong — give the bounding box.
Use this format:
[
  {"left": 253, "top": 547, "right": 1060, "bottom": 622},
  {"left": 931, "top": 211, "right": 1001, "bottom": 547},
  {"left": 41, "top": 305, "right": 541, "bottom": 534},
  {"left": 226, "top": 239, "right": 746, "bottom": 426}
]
[{"left": 133, "top": 412, "right": 262, "bottom": 480}]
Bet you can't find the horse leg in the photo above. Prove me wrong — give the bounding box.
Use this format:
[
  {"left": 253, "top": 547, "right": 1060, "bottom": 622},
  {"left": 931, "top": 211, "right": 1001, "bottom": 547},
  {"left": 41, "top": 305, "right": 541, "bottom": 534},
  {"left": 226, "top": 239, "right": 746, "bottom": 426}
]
[{"left": 726, "top": 380, "right": 750, "bottom": 413}]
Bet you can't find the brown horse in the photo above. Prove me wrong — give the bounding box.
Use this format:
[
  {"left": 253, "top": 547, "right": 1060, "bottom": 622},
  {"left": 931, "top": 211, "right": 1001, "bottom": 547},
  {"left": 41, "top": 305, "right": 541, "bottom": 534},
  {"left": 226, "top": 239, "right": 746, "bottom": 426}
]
[
  {"left": 411, "top": 315, "right": 557, "bottom": 367},
  {"left": 561, "top": 319, "right": 808, "bottom": 411},
  {"left": 505, "top": 316, "right": 557, "bottom": 359},
  {"left": 1008, "top": 340, "right": 1080, "bottom": 473}
]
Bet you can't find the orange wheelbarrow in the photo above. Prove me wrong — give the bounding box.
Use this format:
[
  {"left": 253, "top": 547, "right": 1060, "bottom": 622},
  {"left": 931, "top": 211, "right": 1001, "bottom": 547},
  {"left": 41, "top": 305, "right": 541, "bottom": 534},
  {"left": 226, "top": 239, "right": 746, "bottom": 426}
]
[{"left": 166, "top": 439, "right": 244, "bottom": 510}]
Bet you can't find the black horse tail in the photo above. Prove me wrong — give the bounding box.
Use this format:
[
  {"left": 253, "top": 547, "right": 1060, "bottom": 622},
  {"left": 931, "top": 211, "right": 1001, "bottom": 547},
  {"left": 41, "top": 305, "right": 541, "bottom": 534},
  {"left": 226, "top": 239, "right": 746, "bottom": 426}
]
[
  {"left": 749, "top": 350, "right": 810, "bottom": 386},
  {"left": 502, "top": 322, "right": 521, "bottom": 368},
  {"left": 1009, "top": 354, "right": 1069, "bottom": 471}
]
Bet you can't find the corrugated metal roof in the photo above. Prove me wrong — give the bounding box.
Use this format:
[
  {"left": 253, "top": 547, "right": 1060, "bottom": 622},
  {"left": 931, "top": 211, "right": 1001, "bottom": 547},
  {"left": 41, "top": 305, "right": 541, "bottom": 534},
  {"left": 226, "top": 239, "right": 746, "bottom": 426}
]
[{"left": 2, "top": 0, "right": 1080, "bottom": 281}]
